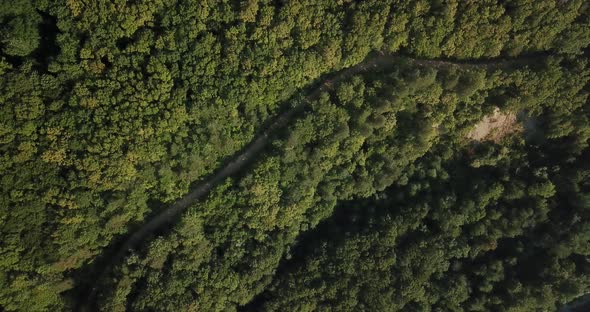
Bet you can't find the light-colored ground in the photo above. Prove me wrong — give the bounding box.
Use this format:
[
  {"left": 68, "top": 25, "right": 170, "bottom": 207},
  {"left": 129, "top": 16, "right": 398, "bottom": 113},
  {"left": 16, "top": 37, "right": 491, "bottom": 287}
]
[{"left": 467, "top": 107, "right": 522, "bottom": 142}]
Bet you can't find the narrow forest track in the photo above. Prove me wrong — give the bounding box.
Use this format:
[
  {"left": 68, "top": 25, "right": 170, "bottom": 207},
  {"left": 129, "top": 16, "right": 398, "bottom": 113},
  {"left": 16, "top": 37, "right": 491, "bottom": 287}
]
[
  {"left": 78, "top": 51, "right": 549, "bottom": 310},
  {"left": 79, "top": 51, "right": 401, "bottom": 310},
  {"left": 408, "top": 51, "right": 550, "bottom": 70}
]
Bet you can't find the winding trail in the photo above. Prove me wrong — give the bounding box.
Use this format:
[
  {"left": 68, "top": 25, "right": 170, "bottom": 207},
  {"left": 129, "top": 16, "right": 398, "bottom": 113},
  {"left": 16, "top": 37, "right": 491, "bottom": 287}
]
[
  {"left": 78, "top": 51, "right": 548, "bottom": 309},
  {"left": 80, "top": 52, "right": 400, "bottom": 309},
  {"left": 408, "top": 51, "right": 550, "bottom": 70}
]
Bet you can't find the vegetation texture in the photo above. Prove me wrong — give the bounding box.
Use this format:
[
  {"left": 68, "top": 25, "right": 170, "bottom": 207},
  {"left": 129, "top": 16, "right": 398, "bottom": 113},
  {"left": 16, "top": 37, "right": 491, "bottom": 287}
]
[{"left": 0, "top": 1, "right": 589, "bottom": 311}]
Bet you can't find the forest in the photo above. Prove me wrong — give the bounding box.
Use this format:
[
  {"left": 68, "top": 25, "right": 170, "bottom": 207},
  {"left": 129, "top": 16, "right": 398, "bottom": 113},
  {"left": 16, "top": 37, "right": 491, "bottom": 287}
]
[{"left": 0, "top": 0, "right": 589, "bottom": 311}]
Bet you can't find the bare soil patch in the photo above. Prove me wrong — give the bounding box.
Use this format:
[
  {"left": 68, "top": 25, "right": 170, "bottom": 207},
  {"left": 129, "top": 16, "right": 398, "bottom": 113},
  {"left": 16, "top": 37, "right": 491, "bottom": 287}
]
[{"left": 467, "top": 107, "right": 522, "bottom": 142}]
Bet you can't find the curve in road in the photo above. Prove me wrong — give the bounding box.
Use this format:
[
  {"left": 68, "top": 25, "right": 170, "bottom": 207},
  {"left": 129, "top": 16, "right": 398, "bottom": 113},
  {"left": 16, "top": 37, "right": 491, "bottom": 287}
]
[{"left": 78, "top": 51, "right": 548, "bottom": 309}]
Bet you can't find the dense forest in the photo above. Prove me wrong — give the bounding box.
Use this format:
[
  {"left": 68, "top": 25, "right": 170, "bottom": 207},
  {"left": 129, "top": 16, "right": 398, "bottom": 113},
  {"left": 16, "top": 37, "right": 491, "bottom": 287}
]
[{"left": 1, "top": 0, "right": 589, "bottom": 311}]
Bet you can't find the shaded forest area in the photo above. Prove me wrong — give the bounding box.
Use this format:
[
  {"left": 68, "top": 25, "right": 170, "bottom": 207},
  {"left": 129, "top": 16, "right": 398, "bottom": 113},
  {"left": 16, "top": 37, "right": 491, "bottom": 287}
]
[{"left": 1, "top": 0, "right": 589, "bottom": 311}]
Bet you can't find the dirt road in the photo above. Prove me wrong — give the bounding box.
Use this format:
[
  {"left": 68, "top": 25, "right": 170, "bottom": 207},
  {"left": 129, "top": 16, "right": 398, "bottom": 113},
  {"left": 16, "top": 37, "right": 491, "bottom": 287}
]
[
  {"left": 78, "top": 51, "right": 548, "bottom": 309},
  {"left": 79, "top": 52, "right": 404, "bottom": 308}
]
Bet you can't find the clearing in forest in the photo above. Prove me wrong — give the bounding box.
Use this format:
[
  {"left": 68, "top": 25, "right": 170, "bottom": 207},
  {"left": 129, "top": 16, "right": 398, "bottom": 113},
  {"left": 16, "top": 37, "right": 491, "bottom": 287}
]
[{"left": 467, "top": 107, "right": 522, "bottom": 142}]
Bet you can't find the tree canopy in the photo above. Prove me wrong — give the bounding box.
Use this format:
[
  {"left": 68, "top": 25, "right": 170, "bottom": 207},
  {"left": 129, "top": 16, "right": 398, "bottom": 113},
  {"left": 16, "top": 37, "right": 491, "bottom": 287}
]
[{"left": 0, "top": 1, "right": 589, "bottom": 311}]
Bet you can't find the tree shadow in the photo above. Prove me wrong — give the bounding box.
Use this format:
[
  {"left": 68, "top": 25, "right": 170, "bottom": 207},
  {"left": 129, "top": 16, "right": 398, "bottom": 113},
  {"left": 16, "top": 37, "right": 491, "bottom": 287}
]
[{"left": 31, "top": 9, "right": 60, "bottom": 72}]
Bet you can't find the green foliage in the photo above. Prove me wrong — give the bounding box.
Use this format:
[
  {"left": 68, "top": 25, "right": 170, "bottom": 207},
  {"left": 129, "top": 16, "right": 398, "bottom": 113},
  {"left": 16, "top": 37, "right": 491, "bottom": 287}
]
[
  {"left": 254, "top": 105, "right": 590, "bottom": 312},
  {"left": 0, "top": 1, "right": 589, "bottom": 311},
  {"left": 0, "top": 0, "right": 42, "bottom": 57}
]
